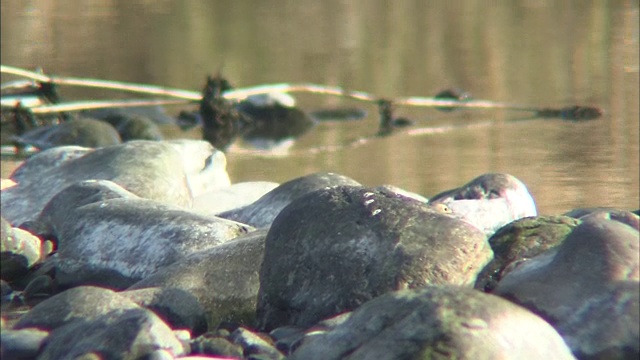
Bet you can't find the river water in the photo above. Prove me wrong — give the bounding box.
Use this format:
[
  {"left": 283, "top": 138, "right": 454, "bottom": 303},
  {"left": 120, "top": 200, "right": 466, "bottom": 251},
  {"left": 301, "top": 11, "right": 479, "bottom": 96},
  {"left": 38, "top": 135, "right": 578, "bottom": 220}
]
[{"left": 1, "top": 0, "right": 638, "bottom": 215}]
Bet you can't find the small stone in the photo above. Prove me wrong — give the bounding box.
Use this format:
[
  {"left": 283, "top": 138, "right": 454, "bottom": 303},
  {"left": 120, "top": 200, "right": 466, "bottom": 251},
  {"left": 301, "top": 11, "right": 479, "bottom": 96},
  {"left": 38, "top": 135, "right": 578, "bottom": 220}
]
[
  {"left": 229, "top": 327, "right": 284, "bottom": 360},
  {"left": 190, "top": 333, "right": 244, "bottom": 358}
]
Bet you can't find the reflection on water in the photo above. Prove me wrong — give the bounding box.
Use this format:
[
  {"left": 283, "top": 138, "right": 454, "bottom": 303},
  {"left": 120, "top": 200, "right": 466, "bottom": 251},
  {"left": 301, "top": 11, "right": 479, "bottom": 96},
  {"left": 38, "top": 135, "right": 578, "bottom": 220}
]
[{"left": 1, "top": 0, "right": 638, "bottom": 215}]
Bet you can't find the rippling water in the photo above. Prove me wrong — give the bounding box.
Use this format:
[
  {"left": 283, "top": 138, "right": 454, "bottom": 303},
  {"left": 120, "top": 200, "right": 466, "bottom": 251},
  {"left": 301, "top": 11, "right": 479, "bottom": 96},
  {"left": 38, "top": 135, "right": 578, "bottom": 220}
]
[{"left": 1, "top": 0, "right": 638, "bottom": 215}]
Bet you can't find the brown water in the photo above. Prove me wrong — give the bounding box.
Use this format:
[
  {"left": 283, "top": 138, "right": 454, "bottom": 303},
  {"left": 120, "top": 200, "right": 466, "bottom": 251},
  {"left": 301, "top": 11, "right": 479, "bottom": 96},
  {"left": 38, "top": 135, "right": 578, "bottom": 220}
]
[{"left": 1, "top": 0, "right": 638, "bottom": 215}]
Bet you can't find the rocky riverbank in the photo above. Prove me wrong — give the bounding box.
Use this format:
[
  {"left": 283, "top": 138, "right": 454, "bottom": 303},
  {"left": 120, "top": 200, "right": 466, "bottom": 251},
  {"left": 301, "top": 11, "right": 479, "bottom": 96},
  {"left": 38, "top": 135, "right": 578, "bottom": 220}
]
[{"left": 1, "top": 140, "right": 638, "bottom": 359}]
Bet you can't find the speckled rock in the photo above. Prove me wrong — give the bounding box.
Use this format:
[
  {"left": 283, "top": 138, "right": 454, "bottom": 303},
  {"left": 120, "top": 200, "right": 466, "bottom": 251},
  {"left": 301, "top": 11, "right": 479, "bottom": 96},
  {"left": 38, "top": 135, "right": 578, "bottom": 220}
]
[
  {"left": 38, "top": 308, "right": 185, "bottom": 359},
  {"left": 14, "top": 286, "right": 140, "bottom": 331},
  {"left": 290, "top": 286, "right": 575, "bottom": 360},
  {"left": 475, "top": 215, "right": 581, "bottom": 292},
  {"left": 128, "top": 230, "right": 267, "bottom": 329},
  {"left": 1, "top": 140, "right": 230, "bottom": 226},
  {"left": 429, "top": 173, "right": 537, "bottom": 236},
  {"left": 37, "top": 180, "right": 253, "bottom": 289},
  {"left": 494, "top": 212, "right": 640, "bottom": 359},
  {"left": 257, "top": 185, "right": 491, "bottom": 331},
  {"left": 218, "top": 172, "right": 361, "bottom": 228}
]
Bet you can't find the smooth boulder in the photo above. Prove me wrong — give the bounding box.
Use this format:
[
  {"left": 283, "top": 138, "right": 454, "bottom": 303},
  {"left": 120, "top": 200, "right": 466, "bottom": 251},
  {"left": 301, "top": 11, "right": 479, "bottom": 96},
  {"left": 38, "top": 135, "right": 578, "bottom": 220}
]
[
  {"left": 37, "top": 180, "right": 253, "bottom": 289},
  {"left": 1, "top": 140, "right": 230, "bottom": 226},
  {"left": 494, "top": 212, "right": 640, "bottom": 359},
  {"left": 128, "top": 230, "right": 268, "bottom": 330},
  {"left": 429, "top": 173, "right": 537, "bottom": 236},
  {"left": 290, "top": 286, "right": 576, "bottom": 360}
]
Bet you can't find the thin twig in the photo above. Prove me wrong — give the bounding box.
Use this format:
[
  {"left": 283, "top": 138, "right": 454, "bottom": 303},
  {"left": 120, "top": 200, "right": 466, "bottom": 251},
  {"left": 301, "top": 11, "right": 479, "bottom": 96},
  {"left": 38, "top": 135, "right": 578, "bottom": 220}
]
[
  {"left": 2, "top": 65, "right": 603, "bottom": 120},
  {"left": 26, "top": 99, "right": 192, "bottom": 114}
]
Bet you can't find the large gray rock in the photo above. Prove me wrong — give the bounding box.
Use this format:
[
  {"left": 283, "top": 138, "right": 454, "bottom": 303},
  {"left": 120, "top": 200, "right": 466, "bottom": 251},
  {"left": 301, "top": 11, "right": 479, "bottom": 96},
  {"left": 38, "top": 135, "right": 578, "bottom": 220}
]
[
  {"left": 429, "top": 173, "right": 537, "bottom": 236},
  {"left": 38, "top": 308, "right": 185, "bottom": 359},
  {"left": 290, "top": 286, "right": 575, "bottom": 360},
  {"left": 257, "top": 185, "right": 491, "bottom": 330},
  {"left": 218, "top": 172, "right": 361, "bottom": 228},
  {"left": 1, "top": 140, "right": 230, "bottom": 226},
  {"left": 475, "top": 215, "right": 580, "bottom": 292},
  {"left": 37, "top": 180, "right": 253, "bottom": 289},
  {"left": 14, "top": 286, "right": 140, "bottom": 331},
  {"left": 494, "top": 212, "right": 640, "bottom": 359},
  {"left": 128, "top": 230, "right": 267, "bottom": 330}
]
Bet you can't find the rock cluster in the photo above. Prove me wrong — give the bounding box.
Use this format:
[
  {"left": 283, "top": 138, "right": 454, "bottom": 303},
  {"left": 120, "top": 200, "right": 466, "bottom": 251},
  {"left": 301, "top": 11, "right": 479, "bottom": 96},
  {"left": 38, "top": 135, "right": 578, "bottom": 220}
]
[{"left": 1, "top": 140, "right": 638, "bottom": 359}]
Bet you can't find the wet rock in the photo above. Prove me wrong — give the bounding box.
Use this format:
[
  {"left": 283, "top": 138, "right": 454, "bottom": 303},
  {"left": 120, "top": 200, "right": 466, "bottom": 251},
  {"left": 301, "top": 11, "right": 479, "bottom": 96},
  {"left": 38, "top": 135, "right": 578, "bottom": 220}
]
[
  {"left": 1, "top": 217, "right": 45, "bottom": 281},
  {"left": 290, "top": 286, "right": 575, "bottom": 360},
  {"left": 37, "top": 180, "right": 253, "bottom": 289},
  {"left": 237, "top": 100, "right": 315, "bottom": 149},
  {"left": 101, "top": 113, "right": 164, "bottom": 141},
  {"left": 229, "top": 327, "right": 284, "bottom": 360},
  {"left": 475, "top": 215, "right": 580, "bottom": 292},
  {"left": 12, "top": 117, "right": 122, "bottom": 150},
  {"left": 120, "top": 287, "right": 207, "bottom": 335},
  {"left": 0, "top": 327, "right": 49, "bottom": 359},
  {"left": 257, "top": 185, "right": 491, "bottom": 330},
  {"left": 128, "top": 230, "right": 267, "bottom": 329},
  {"left": 38, "top": 308, "right": 185, "bottom": 359},
  {"left": 14, "top": 286, "right": 140, "bottom": 331},
  {"left": 494, "top": 213, "right": 639, "bottom": 359},
  {"left": 429, "top": 173, "right": 537, "bottom": 236},
  {"left": 192, "top": 181, "right": 280, "bottom": 216},
  {"left": 218, "top": 172, "right": 361, "bottom": 228},
  {"left": 1, "top": 140, "right": 230, "bottom": 226},
  {"left": 83, "top": 105, "right": 177, "bottom": 125}
]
